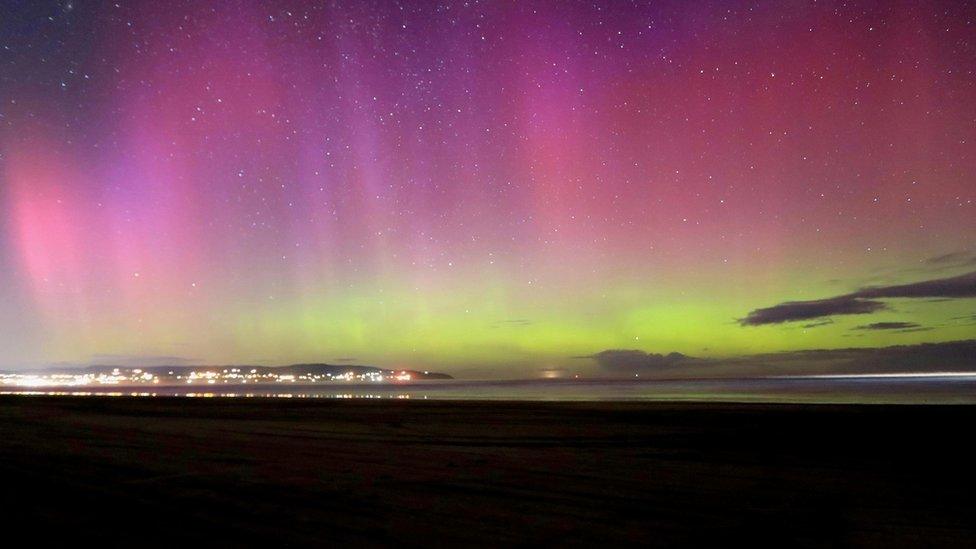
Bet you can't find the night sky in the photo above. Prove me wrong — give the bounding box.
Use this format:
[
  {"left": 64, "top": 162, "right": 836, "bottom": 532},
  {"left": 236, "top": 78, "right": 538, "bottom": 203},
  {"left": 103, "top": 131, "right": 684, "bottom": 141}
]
[{"left": 1, "top": 1, "right": 974, "bottom": 376}]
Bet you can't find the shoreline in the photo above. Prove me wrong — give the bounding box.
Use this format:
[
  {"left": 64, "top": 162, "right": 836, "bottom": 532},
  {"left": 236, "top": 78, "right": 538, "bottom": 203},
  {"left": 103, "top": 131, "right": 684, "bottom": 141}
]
[{"left": 3, "top": 374, "right": 976, "bottom": 405}]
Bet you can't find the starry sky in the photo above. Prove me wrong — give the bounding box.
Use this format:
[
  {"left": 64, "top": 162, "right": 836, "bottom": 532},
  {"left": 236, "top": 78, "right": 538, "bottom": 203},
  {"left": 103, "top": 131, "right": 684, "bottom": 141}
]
[{"left": 1, "top": 0, "right": 974, "bottom": 377}]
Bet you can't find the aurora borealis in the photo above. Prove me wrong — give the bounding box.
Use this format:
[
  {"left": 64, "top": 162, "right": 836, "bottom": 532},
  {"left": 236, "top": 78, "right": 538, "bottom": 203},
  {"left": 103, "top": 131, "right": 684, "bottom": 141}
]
[{"left": 1, "top": 1, "right": 974, "bottom": 377}]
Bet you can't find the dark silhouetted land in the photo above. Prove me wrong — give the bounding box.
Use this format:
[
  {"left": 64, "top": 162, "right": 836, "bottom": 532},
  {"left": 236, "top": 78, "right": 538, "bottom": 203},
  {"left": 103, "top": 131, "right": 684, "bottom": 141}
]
[{"left": 0, "top": 396, "right": 973, "bottom": 546}]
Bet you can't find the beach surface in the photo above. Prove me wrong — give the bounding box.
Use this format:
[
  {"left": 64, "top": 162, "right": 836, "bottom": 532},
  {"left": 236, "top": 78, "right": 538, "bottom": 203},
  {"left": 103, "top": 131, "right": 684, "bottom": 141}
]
[{"left": 1, "top": 396, "right": 973, "bottom": 546}]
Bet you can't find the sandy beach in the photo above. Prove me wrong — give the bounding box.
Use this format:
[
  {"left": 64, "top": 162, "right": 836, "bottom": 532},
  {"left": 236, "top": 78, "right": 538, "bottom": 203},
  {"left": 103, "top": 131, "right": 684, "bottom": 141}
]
[{"left": 0, "top": 396, "right": 973, "bottom": 546}]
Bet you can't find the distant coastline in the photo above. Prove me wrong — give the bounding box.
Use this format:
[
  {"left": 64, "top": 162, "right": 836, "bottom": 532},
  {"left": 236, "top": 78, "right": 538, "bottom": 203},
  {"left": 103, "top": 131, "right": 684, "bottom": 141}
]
[{"left": 0, "top": 363, "right": 453, "bottom": 388}]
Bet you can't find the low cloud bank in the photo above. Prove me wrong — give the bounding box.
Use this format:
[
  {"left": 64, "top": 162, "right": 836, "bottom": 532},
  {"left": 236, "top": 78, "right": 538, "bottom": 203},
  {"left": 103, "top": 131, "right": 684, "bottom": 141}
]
[{"left": 583, "top": 340, "right": 976, "bottom": 378}]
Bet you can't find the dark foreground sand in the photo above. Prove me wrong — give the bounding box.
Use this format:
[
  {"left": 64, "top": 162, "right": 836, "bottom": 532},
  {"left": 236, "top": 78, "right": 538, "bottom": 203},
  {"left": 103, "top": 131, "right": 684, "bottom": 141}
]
[{"left": 0, "top": 396, "right": 973, "bottom": 547}]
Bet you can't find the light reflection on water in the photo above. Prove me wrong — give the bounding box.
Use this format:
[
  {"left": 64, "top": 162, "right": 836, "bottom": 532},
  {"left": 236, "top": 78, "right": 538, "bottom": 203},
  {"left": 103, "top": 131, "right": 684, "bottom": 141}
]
[{"left": 3, "top": 375, "right": 976, "bottom": 403}]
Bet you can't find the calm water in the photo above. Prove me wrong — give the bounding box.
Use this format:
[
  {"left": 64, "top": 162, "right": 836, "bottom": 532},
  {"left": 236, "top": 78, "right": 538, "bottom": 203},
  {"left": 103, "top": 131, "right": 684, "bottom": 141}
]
[{"left": 5, "top": 375, "right": 976, "bottom": 404}]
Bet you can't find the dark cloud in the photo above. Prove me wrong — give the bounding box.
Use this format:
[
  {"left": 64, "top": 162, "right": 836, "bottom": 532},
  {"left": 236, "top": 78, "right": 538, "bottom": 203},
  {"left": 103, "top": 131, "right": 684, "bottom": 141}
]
[
  {"left": 739, "top": 296, "right": 886, "bottom": 326},
  {"left": 854, "top": 270, "right": 976, "bottom": 299},
  {"left": 853, "top": 322, "right": 921, "bottom": 331},
  {"left": 741, "top": 270, "right": 976, "bottom": 326},
  {"left": 582, "top": 350, "right": 694, "bottom": 373},
  {"left": 334, "top": 357, "right": 358, "bottom": 363}
]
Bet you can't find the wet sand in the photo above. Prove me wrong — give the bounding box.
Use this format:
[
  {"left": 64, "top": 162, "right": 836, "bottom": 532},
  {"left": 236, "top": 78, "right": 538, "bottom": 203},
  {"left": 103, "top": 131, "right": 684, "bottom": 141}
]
[{"left": 0, "top": 396, "right": 972, "bottom": 546}]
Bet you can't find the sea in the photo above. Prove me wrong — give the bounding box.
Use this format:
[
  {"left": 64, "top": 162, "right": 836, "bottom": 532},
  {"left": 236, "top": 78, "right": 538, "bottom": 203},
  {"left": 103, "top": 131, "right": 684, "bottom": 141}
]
[{"left": 4, "top": 374, "right": 976, "bottom": 404}]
